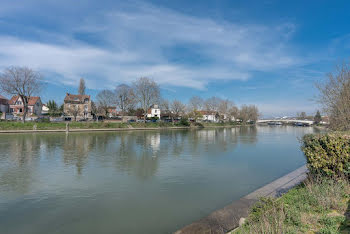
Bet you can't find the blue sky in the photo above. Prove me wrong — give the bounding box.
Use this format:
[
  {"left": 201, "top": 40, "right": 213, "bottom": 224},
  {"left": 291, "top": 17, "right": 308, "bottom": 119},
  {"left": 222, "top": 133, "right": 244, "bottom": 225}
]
[{"left": 0, "top": 0, "right": 350, "bottom": 117}]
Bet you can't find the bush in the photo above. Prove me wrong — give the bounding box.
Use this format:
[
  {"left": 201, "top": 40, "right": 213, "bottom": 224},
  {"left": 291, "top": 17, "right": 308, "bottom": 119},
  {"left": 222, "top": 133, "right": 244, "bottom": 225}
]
[
  {"left": 301, "top": 133, "right": 350, "bottom": 178},
  {"left": 191, "top": 122, "right": 204, "bottom": 128},
  {"left": 178, "top": 118, "right": 190, "bottom": 126}
]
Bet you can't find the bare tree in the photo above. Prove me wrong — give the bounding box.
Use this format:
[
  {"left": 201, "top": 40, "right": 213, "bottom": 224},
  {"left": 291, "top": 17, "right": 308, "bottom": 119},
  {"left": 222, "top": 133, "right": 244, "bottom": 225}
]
[
  {"left": 170, "top": 100, "right": 186, "bottom": 120},
  {"left": 132, "top": 77, "right": 160, "bottom": 122},
  {"left": 297, "top": 112, "right": 307, "bottom": 120},
  {"left": 239, "top": 105, "right": 259, "bottom": 123},
  {"left": 78, "top": 78, "right": 86, "bottom": 95},
  {"left": 91, "top": 101, "right": 105, "bottom": 122},
  {"left": 159, "top": 98, "right": 169, "bottom": 112},
  {"left": 188, "top": 96, "right": 204, "bottom": 112},
  {"left": 239, "top": 105, "right": 249, "bottom": 123},
  {"left": 68, "top": 105, "right": 79, "bottom": 121},
  {"left": 218, "top": 99, "right": 234, "bottom": 121},
  {"left": 91, "top": 101, "right": 98, "bottom": 121},
  {"left": 159, "top": 98, "right": 171, "bottom": 118},
  {"left": 0, "top": 66, "right": 42, "bottom": 123},
  {"left": 96, "top": 89, "right": 115, "bottom": 116},
  {"left": 115, "top": 84, "right": 135, "bottom": 115},
  {"left": 204, "top": 96, "right": 221, "bottom": 112},
  {"left": 228, "top": 105, "right": 239, "bottom": 121},
  {"left": 247, "top": 105, "right": 259, "bottom": 122},
  {"left": 316, "top": 62, "right": 350, "bottom": 130}
]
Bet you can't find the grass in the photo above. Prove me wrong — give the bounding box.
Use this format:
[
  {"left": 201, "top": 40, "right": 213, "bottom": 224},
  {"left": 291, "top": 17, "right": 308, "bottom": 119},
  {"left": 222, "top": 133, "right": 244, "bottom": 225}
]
[
  {"left": 201, "top": 121, "right": 242, "bottom": 127},
  {"left": 0, "top": 120, "right": 244, "bottom": 131},
  {"left": 0, "top": 120, "right": 194, "bottom": 130},
  {"left": 233, "top": 176, "right": 350, "bottom": 234}
]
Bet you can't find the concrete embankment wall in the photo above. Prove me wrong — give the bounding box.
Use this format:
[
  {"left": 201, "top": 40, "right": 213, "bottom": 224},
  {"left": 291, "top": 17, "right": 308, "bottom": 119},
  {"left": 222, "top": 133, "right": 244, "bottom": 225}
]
[
  {"left": 0, "top": 126, "right": 191, "bottom": 134},
  {"left": 175, "top": 165, "right": 308, "bottom": 234}
]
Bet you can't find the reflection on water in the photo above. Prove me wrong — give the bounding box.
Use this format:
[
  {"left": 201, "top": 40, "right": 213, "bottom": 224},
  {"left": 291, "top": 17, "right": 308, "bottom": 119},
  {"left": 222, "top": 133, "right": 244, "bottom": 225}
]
[{"left": 0, "top": 126, "right": 319, "bottom": 234}]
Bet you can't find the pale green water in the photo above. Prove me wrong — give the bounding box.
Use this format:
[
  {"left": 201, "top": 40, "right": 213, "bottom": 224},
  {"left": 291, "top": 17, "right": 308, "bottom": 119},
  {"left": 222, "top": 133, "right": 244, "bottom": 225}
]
[{"left": 0, "top": 126, "right": 319, "bottom": 234}]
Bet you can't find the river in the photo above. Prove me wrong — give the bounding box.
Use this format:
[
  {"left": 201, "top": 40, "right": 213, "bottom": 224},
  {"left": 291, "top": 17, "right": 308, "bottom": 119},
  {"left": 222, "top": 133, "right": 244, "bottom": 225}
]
[{"left": 0, "top": 126, "right": 320, "bottom": 234}]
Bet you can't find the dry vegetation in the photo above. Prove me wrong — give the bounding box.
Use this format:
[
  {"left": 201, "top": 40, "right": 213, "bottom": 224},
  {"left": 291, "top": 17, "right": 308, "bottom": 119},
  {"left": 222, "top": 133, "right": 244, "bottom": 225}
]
[
  {"left": 317, "top": 62, "right": 350, "bottom": 131},
  {"left": 234, "top": 176, "right": 350, "bottom": 234}
]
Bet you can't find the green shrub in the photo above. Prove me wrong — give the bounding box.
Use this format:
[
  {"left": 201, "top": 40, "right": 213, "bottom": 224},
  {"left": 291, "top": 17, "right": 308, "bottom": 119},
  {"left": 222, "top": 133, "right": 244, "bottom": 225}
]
[
  {"left": 192, "top": 122, "right": 204, "bottom": 128},
  {"left": 178, "top": 118, "right": 190, "bottom": 126},
  {"left": 301, "top": 133, "right": 350, "bottom": 178}
]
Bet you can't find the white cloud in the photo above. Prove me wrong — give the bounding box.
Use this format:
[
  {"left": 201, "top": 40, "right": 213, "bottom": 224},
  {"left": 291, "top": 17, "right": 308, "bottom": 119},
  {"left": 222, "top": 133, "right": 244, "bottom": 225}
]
[{"left": 0, "top": 1, "right": 301, "bottom": 90}]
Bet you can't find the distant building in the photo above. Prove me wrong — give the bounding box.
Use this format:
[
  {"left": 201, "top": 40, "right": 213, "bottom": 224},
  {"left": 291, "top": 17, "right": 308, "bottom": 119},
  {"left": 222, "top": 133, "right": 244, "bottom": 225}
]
[
  {"left": 321, "top": 116, "right": 330, "bottom": 125},
  {"left": 42, "top": 104, "right": 49, "bottom": 114},
  {"left": 107, "top": 106, "right": 117, "bottom": 117},
  {"left": 221, "top": 114, "right": 235, "bottom": 122},
  {"left": 9, "top": 96, "right": 42, "bottom": 116},
  {"left": 199, "top": 111, "right": 219, "bottom": 122},
  {"left": 0, "top": 95, "right": 9, "bottom": 113},
  {"left": 63, "top": 93, "right": 92, "bottom": 120},
  {"left": 147, "top": 104, "right": 161, "bottom": 118}
]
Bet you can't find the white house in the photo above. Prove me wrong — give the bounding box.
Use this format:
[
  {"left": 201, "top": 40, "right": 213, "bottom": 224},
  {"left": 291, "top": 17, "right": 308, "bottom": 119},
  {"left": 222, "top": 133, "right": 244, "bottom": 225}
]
[
  {"left": 222, "top": 114, "right": 236, "bottom": 122},
  {"left": 199, "top": 111, "right": 219, "bottom": 122},
  {"left": 42, "top": 104, "right": 49, "bottom": 114},
  {"left": 147, "top": 104, "right": 161, "bottom": 118}
]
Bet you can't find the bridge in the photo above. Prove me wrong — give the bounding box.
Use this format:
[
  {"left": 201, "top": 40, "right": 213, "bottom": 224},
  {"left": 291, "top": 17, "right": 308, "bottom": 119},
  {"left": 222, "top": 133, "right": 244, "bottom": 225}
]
[{"left": 257, "top": 119, "right": 314, "bottom": 125}]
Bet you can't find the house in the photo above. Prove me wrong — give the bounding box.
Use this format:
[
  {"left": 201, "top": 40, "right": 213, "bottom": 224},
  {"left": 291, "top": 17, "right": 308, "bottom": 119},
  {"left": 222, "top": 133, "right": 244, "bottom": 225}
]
[
  {"left": 42, "top": 104, "right": 49, "bottom": 114},
  {"left": 0, "top": 95, "right": 9, "bottom": 113},
  {"left": 221, "top": 114, "right": 236, "bottom": 122},
  {"left": 63, "top": 93, "right": 92, "bottom": 120},
  {"left": 199, "top": 111, "right": 219, "bottom": 122},
  {"left": 107, "top": 106, "right": 117, "bottom": 118},
  {"left": 9, "top": 96, "right": 42, "bottom": 116},
  {"left": 147, "top": 104, "right": 161, "bottom": 118}
]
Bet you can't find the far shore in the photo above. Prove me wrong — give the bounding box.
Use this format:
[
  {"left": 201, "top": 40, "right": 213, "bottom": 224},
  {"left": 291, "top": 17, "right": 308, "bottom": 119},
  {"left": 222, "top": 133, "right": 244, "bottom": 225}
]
[{"left": 0, "top": 121, "right": 250, "bottom": 134}]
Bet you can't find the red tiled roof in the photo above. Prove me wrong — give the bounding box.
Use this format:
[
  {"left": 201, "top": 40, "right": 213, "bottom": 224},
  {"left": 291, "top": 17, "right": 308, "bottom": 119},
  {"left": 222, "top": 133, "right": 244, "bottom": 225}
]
[
  {"left": 9, "top": 96, "right": 17, "bottom": 105},
  {"left": 8, "top": 96, "right": 41, "bottom": 106},
  {"left": 28, "top": 97, "right": 40, "bottom": 105},
  {"left": 64, "top": 93, "right": 90, "bottom": 102},
  {"left": 198, "top": 110, "right": 217, "bottom": 115}
]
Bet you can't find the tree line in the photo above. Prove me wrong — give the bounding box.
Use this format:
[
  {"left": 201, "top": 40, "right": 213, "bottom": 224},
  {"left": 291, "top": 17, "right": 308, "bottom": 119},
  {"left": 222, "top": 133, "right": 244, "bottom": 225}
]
[
  {"left": 0, "top": 66, "right": 260, "bottom": 123},
  {"left": 92, "top": 77, "right": 259, "bottom": 122}
]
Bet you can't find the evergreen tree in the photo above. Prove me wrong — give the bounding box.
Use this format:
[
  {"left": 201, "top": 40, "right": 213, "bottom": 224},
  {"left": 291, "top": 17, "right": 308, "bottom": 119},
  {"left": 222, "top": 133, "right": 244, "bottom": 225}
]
[
  {"left": 47, "top": 100, "right": 58, "bottom": 112},
  {"left": 314, "top": 110, "right": 322, "bottom": 124},
  {"left": 78, "top": 78, "right": 86, "bottom": 95}
]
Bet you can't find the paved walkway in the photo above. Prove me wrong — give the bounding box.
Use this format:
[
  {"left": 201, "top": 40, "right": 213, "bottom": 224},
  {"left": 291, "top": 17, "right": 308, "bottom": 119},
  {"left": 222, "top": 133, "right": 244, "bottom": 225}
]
[{"left": 175, "top": 165, "right": 308, "bottom": 234}]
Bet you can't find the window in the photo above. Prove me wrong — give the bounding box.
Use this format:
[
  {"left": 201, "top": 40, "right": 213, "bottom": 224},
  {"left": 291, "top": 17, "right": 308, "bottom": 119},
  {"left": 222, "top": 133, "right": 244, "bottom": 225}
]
[{"left": 155, "top": 109, "right": 157, "bottom": 113}]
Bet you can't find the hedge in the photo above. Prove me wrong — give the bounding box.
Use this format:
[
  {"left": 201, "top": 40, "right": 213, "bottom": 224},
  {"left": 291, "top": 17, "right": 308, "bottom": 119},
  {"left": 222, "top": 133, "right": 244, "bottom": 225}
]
[{"left": 301, "top": 133, "right": 350, "bottom": 178}]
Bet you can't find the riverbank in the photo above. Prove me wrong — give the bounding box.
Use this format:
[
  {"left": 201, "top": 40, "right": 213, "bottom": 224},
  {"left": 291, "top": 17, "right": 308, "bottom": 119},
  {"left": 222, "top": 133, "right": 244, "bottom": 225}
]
[
  {"left": 0, "top": 121, "right": 244, "bottom": 133},
  {"left": 232, "top": 132, "right": 350, "bottom": 233},
  {"left": 232, "top": 176, "right": 349, "bottom": 233}
]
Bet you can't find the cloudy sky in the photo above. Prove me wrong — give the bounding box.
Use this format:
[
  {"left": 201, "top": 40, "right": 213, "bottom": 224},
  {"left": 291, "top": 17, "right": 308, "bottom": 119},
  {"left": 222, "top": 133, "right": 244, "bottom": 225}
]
[{"left": 0, "top": 0, "right": 350, "bottom": 116}]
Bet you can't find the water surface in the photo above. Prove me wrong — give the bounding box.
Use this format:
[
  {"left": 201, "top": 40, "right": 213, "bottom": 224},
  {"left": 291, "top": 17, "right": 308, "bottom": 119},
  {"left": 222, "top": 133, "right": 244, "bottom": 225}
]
[{"left": 0, "top": 126, "right": 319, "bottom": 234}]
